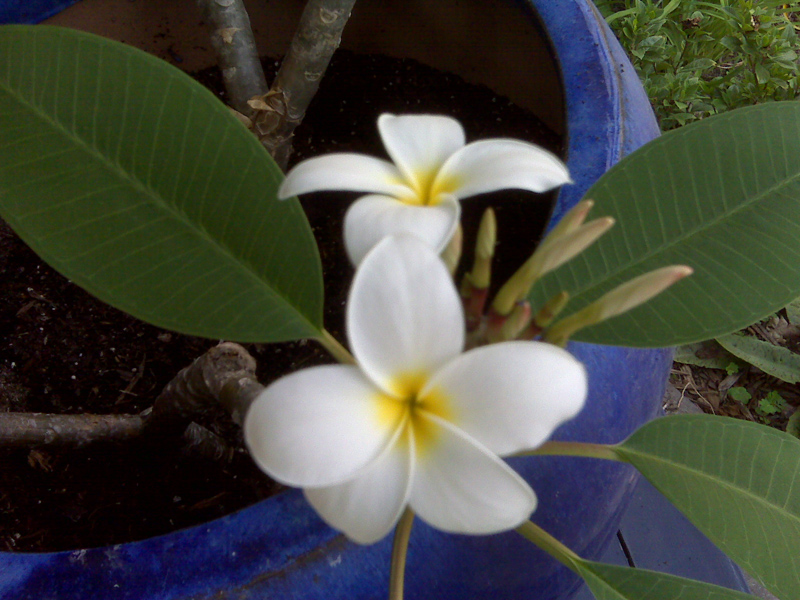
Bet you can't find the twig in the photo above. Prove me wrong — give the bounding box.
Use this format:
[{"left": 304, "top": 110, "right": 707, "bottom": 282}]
[
  {"left": 0, "top": 343, "right": 264, "bottom": 450},
  {"left": 0, "top": 412, "right": 145, "bottom": 447},
  {"left": 251, "top": 0, "right": 357, "bottom": 168},
  {"left": 196, "top": 0, "right": 269, "bottom": 116}
]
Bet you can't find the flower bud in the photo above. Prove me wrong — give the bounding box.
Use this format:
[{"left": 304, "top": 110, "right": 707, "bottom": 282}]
[
  {"left": 544, "top": 265, "right": 693, "bottom": 346},
  {"left": 541, "top": 199, "right": 594, "bottom": 247},
  {"left": 535, "top": 217, "right": 615, "bottom": 277},
  {"left": 492, "top": 215, "right": 612, "bottom": 317},
  {"left": 441, "top": 224, "right": 463, "bottom": 276},
  {"left": 470, "top": 208, "right": 497, "bottom": 289},
  {"left": 487, "top": 301, "right": 532, "bottom": 343}
]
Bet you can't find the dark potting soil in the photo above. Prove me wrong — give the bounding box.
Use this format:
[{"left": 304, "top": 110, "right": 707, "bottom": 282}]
[{"left": 0, "top": 50, "right": 561, "bottom": 552}]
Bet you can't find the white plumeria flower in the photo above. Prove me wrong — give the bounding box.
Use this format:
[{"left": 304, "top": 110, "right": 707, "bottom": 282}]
[
  {"left": 278, "top": 114, "right": 572, "bottom": 265},
  {"left": 244, "top": 236, "right": 587, "bottom": 544}
]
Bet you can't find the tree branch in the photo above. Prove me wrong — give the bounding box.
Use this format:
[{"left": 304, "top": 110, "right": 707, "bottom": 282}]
[
  {"left": 0, "top": 412, "right": 145, "bottom": 447},
  {"left": 0, "top": 343, "right": 264, "bottom": 450},
  {"left": 251, "top": 0, "right": 357, "bottom": 169},
  {"left": 196, "top": 0, "right": 269, "bottom": 116},
  {"left": 145, "top": 342, "right": 264, "bottom": 437}
]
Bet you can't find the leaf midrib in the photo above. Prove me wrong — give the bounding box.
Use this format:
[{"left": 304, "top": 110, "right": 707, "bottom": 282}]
[
  {"left": 565, "top": 107, "right": 800, "bottom": 303},
  {"left": 617, "top": 445, "right": 800, "bottom": 526},
  {"left": 0, "top": 46, "right": 321, "bottom": 337}
]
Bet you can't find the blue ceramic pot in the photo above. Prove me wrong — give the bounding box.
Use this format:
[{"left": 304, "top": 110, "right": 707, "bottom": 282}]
[
  {"left": 0, "top": 0, "right": 79, "bottom": 24},
  {"left": 0, "top": 1, "right": 668, "bottom": 598}
]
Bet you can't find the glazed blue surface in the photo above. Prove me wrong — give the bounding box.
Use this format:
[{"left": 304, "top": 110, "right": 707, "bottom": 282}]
[
  {"left": 0, "top": 1, "right": 668, "bottom": 598},
  {"left": 0, "top": 0, "right": 79, "bottom": 24}
]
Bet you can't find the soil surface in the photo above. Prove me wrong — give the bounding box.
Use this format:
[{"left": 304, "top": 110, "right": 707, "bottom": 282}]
[{"left": 0, "top": 50, "right": 561, "bottom": 552}]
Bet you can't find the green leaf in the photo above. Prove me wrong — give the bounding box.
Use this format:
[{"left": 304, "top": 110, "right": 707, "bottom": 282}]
[
  {"left": 572, "top": 559, "right": 756, "bottom": 600},
  {"left": 0, "top": 26, "right": 323, "bottom": 342},
  {"left": 756, "top": 391, "right": 786, "bottom": 416},
  {"left": 727, "top": 386, "right": 751, "bottom": 402},
  {"left": 717, "top": 332, "right": 800, "bottom": 384},
  {"left": 785, "top": 297, "right": 800, "bottom": 325},
  {"left": 674, "top": 340, "right": 739, "bottom": 370},
  {"left": 755, "top": 63, "right": 771, "bottom": 85},
  {"left": 532, "top": 102, "right": 800, "bottom": 346},
  {"left": 616, "top": 415, "right": 800, "bottom": 600},
  {"left": 787, "top": 410, "right": 800, "bottom": 439}
]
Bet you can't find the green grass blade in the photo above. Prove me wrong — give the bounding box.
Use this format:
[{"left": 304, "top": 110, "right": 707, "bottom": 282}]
[
  {"left": 531, "top": 102, "right": 800, "bottom": 347},
  {"left": 0, "top": 25, "right": 323, "bottom": 342},
  {"left": 616, "top": 415, "right": 800, "bottom": 600},
  {"left": 574, "top": 559, "right": 756, "bottom": 600}
]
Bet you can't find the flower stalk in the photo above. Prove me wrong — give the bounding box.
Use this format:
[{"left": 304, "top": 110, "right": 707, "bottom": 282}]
[
  {"left": 318, "top": 329, "right": 356, "bottom": 364},
  {"left": 518, "top": 440, "right": 622, "bottom": 461},
  {"left": 389, "top": 509, "right": 415, "bottom": 600},
  {"left": 515, "top": 520, "right": 582, "bottom": 572}
]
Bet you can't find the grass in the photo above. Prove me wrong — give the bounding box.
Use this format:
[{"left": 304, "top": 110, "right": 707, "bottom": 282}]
[{"left": 597, "top": 0, "right": 800, "bottom": 129}]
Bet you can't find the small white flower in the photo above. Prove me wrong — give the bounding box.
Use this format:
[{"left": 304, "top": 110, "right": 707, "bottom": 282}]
[
  {"left": 279, "top": 114, "right": 571, "bottom": 264},
  {"left": 244, "top": 236, "right": 587, "bottom": 544}
]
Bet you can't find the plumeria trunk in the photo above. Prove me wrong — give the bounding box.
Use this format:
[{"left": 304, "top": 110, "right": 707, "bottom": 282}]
[
  {"left": 251, "top": 0, "right": 357, "bottom": 168},
  {"left": 196, "top": 0, "right": 269, "bottom": 116}
]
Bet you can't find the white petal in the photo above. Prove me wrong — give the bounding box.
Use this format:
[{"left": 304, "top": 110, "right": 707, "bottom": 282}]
[
  {"left": 243, "top": 365, "right": 402, "bottom": 488},
  {"left": 377, "top": 114, "right": 465, "bottom": 193},
  {"left": 409, "top": 413, "right": 536, "bottom": 534},
  {"left": 278, "top": 154, "right": 412, "bottom": 199},
  {"left": 343, "top": 194, "right": 460, "bottom": 265},
  {"left": 305, "top": 429, "right": 414, "bottom": 545},
  {"left": 435, "top": 139, "right": 571, "bottom": 199},
  {"left": 422, "top": 341, "right": 587, "bottom": 456},
  {"left": 347, "top": 235, "right": 465, "bottom": 396}
]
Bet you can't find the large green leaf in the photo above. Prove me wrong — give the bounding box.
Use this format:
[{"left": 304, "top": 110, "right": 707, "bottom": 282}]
[
  {"left": 573, "top": 559, "right": 755, "bottom": 600},
  {"left": 717, "top": 332, "right": 800, "bottom": 384},
  {"left": 531, "top": 102, "right": 800, "bottom": 346},
  {"left": 0, "top": 25, "right": 323, "bottom": 342},
  {"left": 616, "top": 415, "right": 800, "bottom": 600}
]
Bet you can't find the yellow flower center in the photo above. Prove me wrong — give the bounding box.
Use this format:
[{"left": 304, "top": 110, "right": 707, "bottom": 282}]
[
  {"left": 374, "top": 371, "right": 453, "bottom": 457},
  {"left": 395, "top": 169, "right": 459, "bottom": 207}
]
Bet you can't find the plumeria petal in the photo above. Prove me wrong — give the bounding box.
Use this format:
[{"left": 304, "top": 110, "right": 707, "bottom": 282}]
[
  {"left": 377, "top": 114, "right": 466, "bottom": 194},
  {"left": 243, "top": 365, "right": 402, "bottom": 488},
  {"left": 278, "top": 154, "right": 412, "bottom": 199},
  {"left": 348, "top": 236, "right": 465, "bottom": 396},
  {"left": 422, "top": 342, "right": 587, "bottom": 456},
  {"left": 409, "top": 413, "right": 536, "bottom": 534},
  {"left": 305, "top": 428, "right": 414, "bottom": 545},
  {"left": 343, "top": 194, "right": 460, "bottom": 265},
  {"left": 435, "top": 139, "right": 571, "bottom": 199}
]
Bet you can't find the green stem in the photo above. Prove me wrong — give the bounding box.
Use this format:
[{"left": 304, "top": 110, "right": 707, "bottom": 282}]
[
  {"left": 515, "top": 520, "right": 581, "bottom": 573},
  {"left": 389, "top": 509, "right": 415, "bottom": 600},
  {"left": 317, "top": 329, "right": 356, "bottom": 364},
  {"left": 518, "top": 440, "right": 622, "bottom": 461}
]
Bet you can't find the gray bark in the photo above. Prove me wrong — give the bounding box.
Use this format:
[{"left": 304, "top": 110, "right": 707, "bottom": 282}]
[
  {"left": 145, "top": 342, "right": 263, "bottom": 436},
  {"left": 197, "top": 0, "right": 269, "bottom": 116},
  {"left": 0, "top": 412, "right": 145, "bottom": 447},
  {"left": 0, "top": 343, "right": 264, "bottom": 450},
  {"left": 252, "top": 0, "right": 357, "bottom": 168}
]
